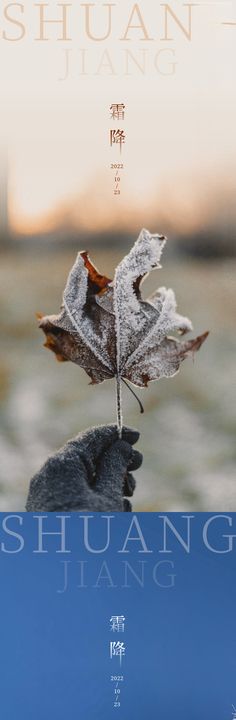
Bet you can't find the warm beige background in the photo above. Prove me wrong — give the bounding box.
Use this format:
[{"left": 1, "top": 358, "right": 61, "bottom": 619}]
[{"left": 0, "top": 0, "right": 235, "bottom": 236}]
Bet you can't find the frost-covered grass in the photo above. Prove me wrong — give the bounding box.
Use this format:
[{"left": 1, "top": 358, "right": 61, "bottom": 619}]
[{"left": 0, "top": 247, "right": 235, "bottom": 510}]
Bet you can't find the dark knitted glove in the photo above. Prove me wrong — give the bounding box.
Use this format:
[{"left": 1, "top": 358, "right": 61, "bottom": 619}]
[{"left": 26, "top": 424, "right": 143, "bottom": 512}]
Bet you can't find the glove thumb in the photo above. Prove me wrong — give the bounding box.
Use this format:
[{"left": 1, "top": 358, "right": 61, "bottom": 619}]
[{"left": 95, "top": 440, "right": 134, "bottom": 503}]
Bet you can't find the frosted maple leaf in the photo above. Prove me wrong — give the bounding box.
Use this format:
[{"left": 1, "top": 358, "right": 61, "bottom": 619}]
[{"left": 39, "top": 229, "right": 208, "bottom": 434}]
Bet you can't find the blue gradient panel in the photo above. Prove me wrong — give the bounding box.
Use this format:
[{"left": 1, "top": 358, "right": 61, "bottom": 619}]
[{"left": 0, "top": 513, "right": 236, "bottom": 719}]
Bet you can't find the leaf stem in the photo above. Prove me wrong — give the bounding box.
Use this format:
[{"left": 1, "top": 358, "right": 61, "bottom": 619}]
[
  {"left": 116, "top": 374, "right": 123, "bottom": 439},
  {"left": 122, "top": 378, "right": 144, "bottom": 414}
]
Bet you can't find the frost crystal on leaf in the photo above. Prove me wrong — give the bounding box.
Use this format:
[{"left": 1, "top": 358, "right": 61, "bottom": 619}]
[{"left": 39, "top": 229, "right": 208, "bottom": 429}]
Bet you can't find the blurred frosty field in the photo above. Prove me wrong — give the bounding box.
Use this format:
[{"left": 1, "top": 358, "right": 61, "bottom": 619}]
[{"left": 0, "top": 247, "right": 235, "bottom": 511}]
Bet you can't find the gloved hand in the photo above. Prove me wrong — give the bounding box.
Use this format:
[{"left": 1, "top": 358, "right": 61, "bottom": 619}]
[{"left": 26, "top": 424, "right": 143, "bottom": 512}]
